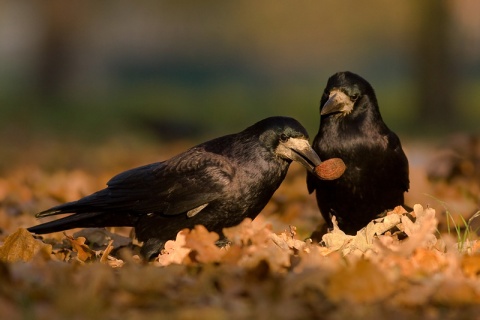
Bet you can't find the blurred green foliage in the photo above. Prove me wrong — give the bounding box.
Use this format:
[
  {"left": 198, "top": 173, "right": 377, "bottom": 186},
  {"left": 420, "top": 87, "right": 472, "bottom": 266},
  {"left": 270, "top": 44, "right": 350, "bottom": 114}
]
[{"left": 0, "top": 1, "right": 478, "bottom": 144}]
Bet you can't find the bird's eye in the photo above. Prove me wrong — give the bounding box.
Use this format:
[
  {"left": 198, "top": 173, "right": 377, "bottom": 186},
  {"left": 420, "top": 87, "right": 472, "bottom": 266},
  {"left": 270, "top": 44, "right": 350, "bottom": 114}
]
[{"left": 279, "top": 133, "right": 289, "bottom": 142}]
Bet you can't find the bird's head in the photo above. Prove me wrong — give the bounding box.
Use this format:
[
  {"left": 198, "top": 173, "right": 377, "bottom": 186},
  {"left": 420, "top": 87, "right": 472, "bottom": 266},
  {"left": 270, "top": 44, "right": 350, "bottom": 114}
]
[
  {"left": 320, "top": 71, "right": 379, "bottom": 119},
  {"left": 252, "top": 117, "right": 322, "bottom": 173}
]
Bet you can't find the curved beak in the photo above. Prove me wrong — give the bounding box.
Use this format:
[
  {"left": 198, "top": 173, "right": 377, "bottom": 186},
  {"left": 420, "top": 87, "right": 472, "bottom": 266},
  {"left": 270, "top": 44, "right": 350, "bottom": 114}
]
[
  {"left": 276, "top": 138, "right": 322, "bottom": 173},
  {"left": 321, "top": 90, "right": 354, "bottom": 116}
]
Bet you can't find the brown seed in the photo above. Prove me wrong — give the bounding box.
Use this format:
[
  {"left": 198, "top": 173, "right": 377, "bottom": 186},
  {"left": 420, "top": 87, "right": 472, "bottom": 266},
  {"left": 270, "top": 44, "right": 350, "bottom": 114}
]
[{"left": 314, "top": 158, "right": 346, "bottom": 180}]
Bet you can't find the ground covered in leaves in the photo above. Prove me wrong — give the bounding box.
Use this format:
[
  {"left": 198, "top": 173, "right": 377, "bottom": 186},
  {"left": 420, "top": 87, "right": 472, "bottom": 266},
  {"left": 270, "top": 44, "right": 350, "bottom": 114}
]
[{"left": 1, "top": 138, "right": 480, "bottom": 319}]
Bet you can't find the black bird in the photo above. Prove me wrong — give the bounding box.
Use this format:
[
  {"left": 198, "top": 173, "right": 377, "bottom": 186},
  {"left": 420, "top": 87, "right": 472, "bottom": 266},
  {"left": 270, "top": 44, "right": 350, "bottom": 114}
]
[
  {"left": 29, "top": 116, "right": 322, "bottom": 259},
  {"left": 307, "top": 71, "right": 409, "bottom": 235}
]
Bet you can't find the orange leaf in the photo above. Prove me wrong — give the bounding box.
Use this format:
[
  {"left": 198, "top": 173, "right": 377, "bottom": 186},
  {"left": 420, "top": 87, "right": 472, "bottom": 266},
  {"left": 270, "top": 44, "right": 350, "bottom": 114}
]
[
  {"left": 155, "top": 229, "right": 191, "bottom": 266},
  {"left": 222, "top": 218, "right": 255, "bottom": 246},
  {"left": 66, "top": 234, "right": 94, "bottom": 262},
  {"left": 432, "top": 279, "right": 480, "bottom": 306},
  {"left": 461, "top": 254, "right": 480, "bottom": 278},
  {"left": 0, "top": 228, "right": 52, "bottom": 263},
  {"left": 100, "top": 240, "right": 114, "bottom": 264},
  {"left": 184, "top": 225, "right": 223, "bottom": 263},
  {"left": 326, "top": 259, "right": 393, "bottom": 303}
]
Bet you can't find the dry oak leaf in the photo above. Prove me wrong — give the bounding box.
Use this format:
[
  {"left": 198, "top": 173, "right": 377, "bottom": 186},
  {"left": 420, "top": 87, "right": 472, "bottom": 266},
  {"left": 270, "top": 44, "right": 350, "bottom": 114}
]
[
  {"left": 294, "top": 245, "right": 344, "bottom": 274},
  {"left": 365, "top": 208, "right": 404, "bottom": 243},
  {"left": 185, "top": 225, "right": 224, "bottom": 263},
  {"left": 65, "top": 234, "right": 95, "bottom": 262},
  {"left": 155, "top": 229, "right": 191, "bottom": 266},
  {"left": 391, "top": 282, "right": 437, "bottom": 307},
  {"left": 326, "top": 259, "right": 393, "bottom": 304},
  {"left": 354, "top": 206, "right": 407, "bottom": 253},
  {"left": 74, "top": 228, "right": 131, "bottom": 249},
  {"left": 223, "top": 217, "right": 274, "bottom": 248},
  {"left": 270, "top": 226, "right": 306, "bottom": 252},
  {"left": 322, "top": 216, "right": 354, "bottom": 252},
  {"left": 100, "top": 240, "right": 115, "bottom": 264},
  {"left": 410, "top": 247, "right": 446, "bottom": 276},
  {"left": 322, "top": 204, "right": 436, "bottom": 259},
  {"left": 374, "top": 204, "right": 438, "bottom": 258},
  {"left": 321, "top": 216, "right": 373, "bottom": 256},
  {"left": 431, "top": 279, "right": 480, "bottom": 306},
  {"left": 223, "top": 221, "right": 292, "bottom": 272},
  {"left": 399, "top": 204, "right": 437, "bottom": 255},
  {"left": 238, "top": 238, "right": 291, "bottom": 272},
  {"left": 0, "top": 228, "right": 52, "bottom": 263},
  {"left": 222, "top": 218, "right": 256, "bottom": 246},
  {"left": 461, "top": 254, "right": 480, "bottom": 278}
]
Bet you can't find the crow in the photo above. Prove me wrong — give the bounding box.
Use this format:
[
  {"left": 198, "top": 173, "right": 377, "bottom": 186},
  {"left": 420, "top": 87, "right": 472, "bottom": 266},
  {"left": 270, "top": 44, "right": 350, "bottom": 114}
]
[
  {"left": 307, "top": 71, "right": 409, "bottom": 235},
  {"left": 29, "top": 116, "right": 322, "bottom": 259}
]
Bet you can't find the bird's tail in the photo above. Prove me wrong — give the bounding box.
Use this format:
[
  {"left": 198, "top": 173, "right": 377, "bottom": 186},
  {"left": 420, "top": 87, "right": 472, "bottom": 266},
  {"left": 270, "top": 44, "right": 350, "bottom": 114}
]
[
  {"left": 28, "top": 211, "right": 113, "bottom": 234},
  {"left": 28, "top": 204, "right": 138, "bottom": 234}
]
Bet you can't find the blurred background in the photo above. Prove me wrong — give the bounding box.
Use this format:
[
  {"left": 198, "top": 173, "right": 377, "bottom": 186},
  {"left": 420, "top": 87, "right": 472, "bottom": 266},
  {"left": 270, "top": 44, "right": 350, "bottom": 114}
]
[
  {"left": 0, "top": 1, "right": 479, "bottom": 226},
  {"left": 1, "top": 0, "right": 479, "bottom": 141}
]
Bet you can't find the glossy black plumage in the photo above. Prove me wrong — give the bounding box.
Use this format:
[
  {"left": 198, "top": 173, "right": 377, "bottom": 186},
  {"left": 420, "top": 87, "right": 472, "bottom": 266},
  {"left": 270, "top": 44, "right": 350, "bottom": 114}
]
[
  {"left": 307, "top": 72, "right": 409, "bottom": 235},
  {"left": 29, "top": 117, "right": 321, "bottom": 259}
]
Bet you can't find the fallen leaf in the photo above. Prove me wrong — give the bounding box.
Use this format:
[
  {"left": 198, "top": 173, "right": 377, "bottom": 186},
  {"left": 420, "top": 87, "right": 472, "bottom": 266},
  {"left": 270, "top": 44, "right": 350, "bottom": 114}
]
[
  {"left": 322, "top": 216, "right": 354, "bottom": 252},
  {"left": 100, "top": 240, "right": 114, "bottom": 264},
  {"left": 184, "top": 225, "right": 223, "bottom": 263},
  {"left": 432, "top": 279, "right": 480, "bottom": 306},
  {"left": 365, "top": 212, "right": 402, "bottom": 243},
  {"left": 65, "top": 234, "right": 94, "bottom": 262},
  {"left": 155, "top": 230, "right": 191, "bottom": 266},
  {"left": 270, "top": 226, "right": 306, "bottom": 252},
  {"left": 222, "top": 218, "right": 255, "bottom": 246},
  {"left": 391, "top": 282, "right": 437, "bottom": 307},
  {"left": 411, "top": 247, "right": 445, "bottom": 275},
  {"left": 74, "top": 228, "right": 131, "bottom": 249},
  {"left": 326, "top": 259, "right": 393, "bottom": 303},
  {"left": 0, "top": 228, "right": 52, "bottom": 263},
  {"left": 238, "top": 239, "right": 291, "bottom": 272},
  {"left": 461, "top": 254, "right": 480, "bottom": 278},
  {"left": 399, "top": 205, "right": 438, "bottom": 255}
]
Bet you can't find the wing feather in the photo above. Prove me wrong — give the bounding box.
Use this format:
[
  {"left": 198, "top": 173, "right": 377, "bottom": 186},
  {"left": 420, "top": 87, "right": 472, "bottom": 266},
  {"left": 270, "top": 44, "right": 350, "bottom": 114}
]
[{"left": 99, "top": 148, "right": 235, "bottom": 215}]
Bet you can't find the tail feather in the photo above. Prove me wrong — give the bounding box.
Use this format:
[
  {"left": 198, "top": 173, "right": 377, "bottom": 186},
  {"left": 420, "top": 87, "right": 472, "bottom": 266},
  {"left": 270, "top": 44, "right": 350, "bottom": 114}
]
[
  {"left": 35, "top": 188, "right": 113, "bottom": 218},
  {"left": 35, "top": 208, "right": 65, "bottom": 218},
  {"left": 35, "top": 200, "right": 90, "bottom": 218},
  {"left": 28, "top": 211, "right": 138, "bottom": 234},
  {"left": 29, "top": 212, "right": 103, "bottom": 234}
]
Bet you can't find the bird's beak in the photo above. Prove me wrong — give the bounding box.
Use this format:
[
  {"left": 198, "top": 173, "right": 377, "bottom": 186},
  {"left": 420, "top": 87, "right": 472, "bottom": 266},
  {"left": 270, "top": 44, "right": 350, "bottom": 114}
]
[
  {"left": 276, "top": 138, "right": 322, "bottom": 173},
  {"left": 321, "top": 90, "right": 354, "bottom": 116}
]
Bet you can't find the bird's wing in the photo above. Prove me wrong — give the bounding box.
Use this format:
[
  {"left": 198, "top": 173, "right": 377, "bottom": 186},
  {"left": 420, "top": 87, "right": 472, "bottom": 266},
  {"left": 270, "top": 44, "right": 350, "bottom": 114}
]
[{"left": 95, "top": 149, "right": 236, "bottom": 216}]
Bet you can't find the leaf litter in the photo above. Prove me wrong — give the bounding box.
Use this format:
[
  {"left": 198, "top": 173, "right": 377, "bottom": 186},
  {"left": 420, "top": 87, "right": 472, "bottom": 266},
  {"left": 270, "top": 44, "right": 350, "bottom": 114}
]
[{"left": 1, "top": 149, "right": 480, "bottom": 319}]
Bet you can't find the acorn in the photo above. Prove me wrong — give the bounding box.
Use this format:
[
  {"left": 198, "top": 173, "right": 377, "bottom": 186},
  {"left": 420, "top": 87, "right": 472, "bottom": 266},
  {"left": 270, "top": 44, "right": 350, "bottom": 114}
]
[{"left": 314, "top": 158, "right": 346, "bottom": 180}]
